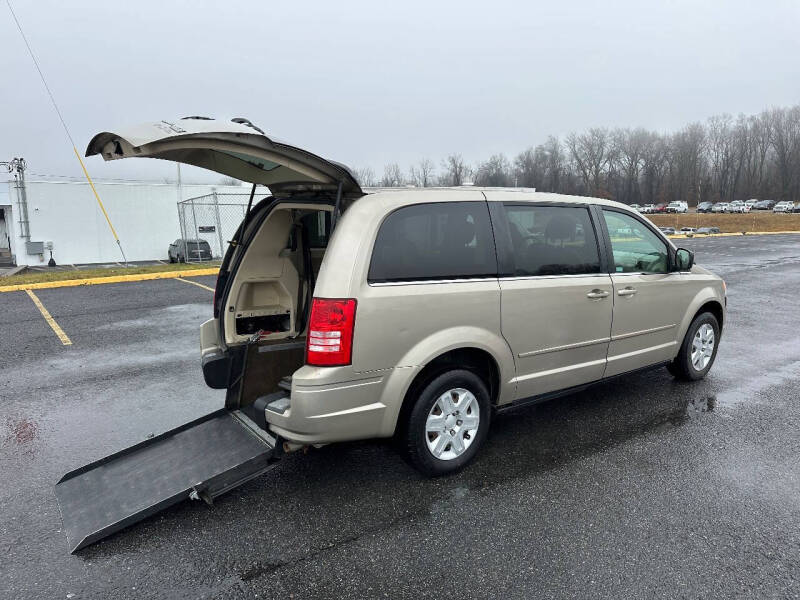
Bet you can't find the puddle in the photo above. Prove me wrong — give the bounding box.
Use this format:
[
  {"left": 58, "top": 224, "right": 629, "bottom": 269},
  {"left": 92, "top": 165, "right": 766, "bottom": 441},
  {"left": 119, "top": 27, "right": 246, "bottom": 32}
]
[
  {"left": 687, "top": 395, "right": 715, "bottom": 416},
  {"left": 714, "top": 359, "right": 800, "bottom": 407},
  {"left": 429, "top": 485, "right": 470, "bottom": 516},
  {"left": 94, "top": 303, "right": 209, "bottom": 331}
]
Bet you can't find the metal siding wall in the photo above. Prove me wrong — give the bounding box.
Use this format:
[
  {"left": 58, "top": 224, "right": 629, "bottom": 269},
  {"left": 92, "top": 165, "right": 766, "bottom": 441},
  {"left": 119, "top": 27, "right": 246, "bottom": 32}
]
[{"left": 12, "top": 181, "right": 247, "bottom": 265}]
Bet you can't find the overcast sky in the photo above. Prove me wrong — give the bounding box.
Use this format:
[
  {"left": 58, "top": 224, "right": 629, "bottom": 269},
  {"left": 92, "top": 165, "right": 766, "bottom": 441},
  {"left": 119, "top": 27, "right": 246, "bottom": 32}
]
[{"left": 1, "top": 0, "right": 798, "bottom": 185}]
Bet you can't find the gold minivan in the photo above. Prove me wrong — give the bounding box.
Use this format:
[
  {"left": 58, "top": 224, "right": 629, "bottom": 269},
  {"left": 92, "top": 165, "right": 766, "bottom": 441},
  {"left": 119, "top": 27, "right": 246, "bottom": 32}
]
[{"left": 88, "top": 117, "right": 726, "bottom": 476}]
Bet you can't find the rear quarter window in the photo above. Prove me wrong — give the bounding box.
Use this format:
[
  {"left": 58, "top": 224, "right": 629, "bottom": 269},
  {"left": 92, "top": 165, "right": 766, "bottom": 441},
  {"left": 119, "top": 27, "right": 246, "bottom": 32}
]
[{"left": 368, "top": 202, "right": 497, "bottom": 282}]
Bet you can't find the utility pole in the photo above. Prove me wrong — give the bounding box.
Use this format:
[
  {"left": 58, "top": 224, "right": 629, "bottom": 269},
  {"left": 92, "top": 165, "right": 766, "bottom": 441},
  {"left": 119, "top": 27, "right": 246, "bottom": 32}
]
[{"left": 176, "top": 163, "right": 182, "bottom": 202}]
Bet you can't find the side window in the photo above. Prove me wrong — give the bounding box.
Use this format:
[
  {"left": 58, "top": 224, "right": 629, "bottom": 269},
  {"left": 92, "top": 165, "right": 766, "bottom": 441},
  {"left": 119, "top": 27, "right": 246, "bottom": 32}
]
[
  {"left": 602, "top": 210, "right": 668, "bottom": 273},
  {"left": 503, "top": 204, "right": 601, "bottom": 276},
  {"left": 368, "top": 202, "right": 497, "bottom": 282}
]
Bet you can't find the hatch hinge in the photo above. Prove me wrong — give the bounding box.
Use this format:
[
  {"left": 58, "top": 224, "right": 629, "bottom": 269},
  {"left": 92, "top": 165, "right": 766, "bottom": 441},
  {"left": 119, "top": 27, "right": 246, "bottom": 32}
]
[{"left": 331, "top": 181, "right": 344, "bottom": 231}]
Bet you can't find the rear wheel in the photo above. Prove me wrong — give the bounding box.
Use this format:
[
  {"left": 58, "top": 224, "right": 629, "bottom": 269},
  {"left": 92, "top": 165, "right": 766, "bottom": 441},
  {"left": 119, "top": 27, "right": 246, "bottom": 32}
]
[
  {"left": 404, "top": 369, "right": 491, "bottom": 476},
  {"left": 668, "top": 312, "right": 720, "bottom": 381}
]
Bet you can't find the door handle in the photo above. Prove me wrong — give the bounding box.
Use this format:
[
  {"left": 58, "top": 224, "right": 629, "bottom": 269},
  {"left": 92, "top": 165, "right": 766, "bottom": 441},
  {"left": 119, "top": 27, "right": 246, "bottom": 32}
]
[
  {"left": 586, "top": 289, "right": 610, "bottom": 299},
  {"left": 617, "top": 287, "right": 637, "bottom": 297}
]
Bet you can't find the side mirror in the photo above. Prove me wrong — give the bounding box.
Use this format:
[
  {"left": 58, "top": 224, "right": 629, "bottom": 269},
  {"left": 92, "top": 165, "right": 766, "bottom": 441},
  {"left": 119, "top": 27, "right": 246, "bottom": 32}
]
[{"left": 674, "top": 248, "right": 694, "bottom": 271}]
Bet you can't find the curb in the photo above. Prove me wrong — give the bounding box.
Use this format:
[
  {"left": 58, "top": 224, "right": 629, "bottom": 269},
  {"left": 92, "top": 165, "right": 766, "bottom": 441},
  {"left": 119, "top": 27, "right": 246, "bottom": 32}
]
[
  {"left": 0, "top": 265, "right": 28, "bottom": 278},
  {"left": 666, "top": 230, "right": 800, "bottom": 239},
  {"left": 0, "top": 267, "right": 219, "bottom": 293}
]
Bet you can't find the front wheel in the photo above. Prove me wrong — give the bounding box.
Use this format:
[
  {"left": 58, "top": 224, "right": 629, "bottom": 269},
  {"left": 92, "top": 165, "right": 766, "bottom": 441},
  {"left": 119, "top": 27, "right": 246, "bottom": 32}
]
[
  {"left": 668, "top": 312, "right": 720, "bottom": 381},
  {"left": 404, "top": 369, "right": 491, "bottom": 476}
]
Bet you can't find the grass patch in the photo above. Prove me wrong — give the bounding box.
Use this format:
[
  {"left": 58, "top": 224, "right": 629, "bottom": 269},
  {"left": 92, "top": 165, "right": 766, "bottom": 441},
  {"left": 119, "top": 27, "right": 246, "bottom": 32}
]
[
  {"left": 2, "top": 261, "right": 220, "bottom": 286},
  {"left": 648, "top": 212, "right": 800, "bottom": 233}
]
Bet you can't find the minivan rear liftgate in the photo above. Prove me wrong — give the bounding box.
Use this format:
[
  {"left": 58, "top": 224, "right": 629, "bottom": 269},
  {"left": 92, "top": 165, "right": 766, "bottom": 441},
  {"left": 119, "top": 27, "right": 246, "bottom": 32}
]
[{"left": 54, "top": 116, "right": 363, "bottom": 553}]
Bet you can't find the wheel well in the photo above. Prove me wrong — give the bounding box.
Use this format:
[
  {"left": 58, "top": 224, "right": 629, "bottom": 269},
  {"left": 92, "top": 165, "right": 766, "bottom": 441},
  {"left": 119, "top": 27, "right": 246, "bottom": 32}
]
[
  {"left": 394, "top": 347, "right": 500, "bottom": 437},
  {"left": 696, "top": 300, "right": 724, "bottom": 331}
]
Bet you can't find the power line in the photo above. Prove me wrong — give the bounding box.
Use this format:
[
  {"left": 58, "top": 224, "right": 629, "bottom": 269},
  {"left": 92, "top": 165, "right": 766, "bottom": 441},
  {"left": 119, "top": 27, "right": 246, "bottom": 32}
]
[{"left": 6, "top": 0, "right": 128, "bottom": 265}]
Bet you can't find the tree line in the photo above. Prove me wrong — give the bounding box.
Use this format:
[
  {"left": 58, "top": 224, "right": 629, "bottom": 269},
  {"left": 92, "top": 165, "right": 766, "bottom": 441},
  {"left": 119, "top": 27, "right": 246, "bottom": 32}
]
[{"left": 354, "top": 104, "right": 800, "bottom": 205}]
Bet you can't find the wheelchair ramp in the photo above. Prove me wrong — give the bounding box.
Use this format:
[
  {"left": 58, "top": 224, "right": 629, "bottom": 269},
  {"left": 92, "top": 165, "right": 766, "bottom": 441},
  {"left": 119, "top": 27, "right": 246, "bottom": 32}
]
[{"left": 55, "top": 409, "right": 276, "bottom": 553}]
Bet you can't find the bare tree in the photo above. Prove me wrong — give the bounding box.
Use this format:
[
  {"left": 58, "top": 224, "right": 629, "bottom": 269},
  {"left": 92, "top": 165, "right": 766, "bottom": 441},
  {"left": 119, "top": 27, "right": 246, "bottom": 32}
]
[
  {"left": 706, "top": 114, "right": 738, "bottom": 201},
  {"left": 513, "top": 147, "right": 541, "bottom": 188},
  {"left": 350, "top": 102, "right": 800, "bottom": 204},
  {"left": 440, "top": 154, "right": 470, "bottom": 186},
  {"left": 768, "top": 106, "right": 800, "bottom": 201},
  {"left": 218, "top": 176, "right": 240, "bottom": 186},
  {"left": 640, "top": 132, "right": 670, "bottom": 204},
  {"left": 409, "top": 158, "right": 436, "bottom": 187},
  {"left": 668, "top": 123, "right": 706, "bottom": 203},
  {"left": 475, "top": 154, "right": 513, "bottom": 187},
  {"left": 380, "top": 163, "right": 405, "bottom": 187},
  {"left": 565, "top": 128, "right": 612, "bottom": 197},
  {"left": 353, "top": 166, "right": 377, "bottom": 187},
  {"left": 612, "top": 128, "right": 649, "bottom": 204}
]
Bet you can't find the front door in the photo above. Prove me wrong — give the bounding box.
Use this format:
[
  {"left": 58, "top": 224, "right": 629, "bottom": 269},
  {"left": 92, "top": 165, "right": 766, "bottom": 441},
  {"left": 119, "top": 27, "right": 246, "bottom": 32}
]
[
  {"left": 493, "top": 202, "right": 613, "bottom": 400},
  {"left": 600, "top": 209, "right": 691, "bottom": 376}
]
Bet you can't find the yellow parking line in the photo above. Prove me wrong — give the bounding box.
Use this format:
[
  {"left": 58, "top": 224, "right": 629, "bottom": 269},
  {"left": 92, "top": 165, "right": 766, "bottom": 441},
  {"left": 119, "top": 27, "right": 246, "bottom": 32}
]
[
  {"left": 25, "top": 289, "right": 72, "bottom": 346},
  {"left": 175, "top": 277, "right": 215, "bottom": 292},
  {"left": 0, "top": 267, "right": 219, "bottom": 293}
]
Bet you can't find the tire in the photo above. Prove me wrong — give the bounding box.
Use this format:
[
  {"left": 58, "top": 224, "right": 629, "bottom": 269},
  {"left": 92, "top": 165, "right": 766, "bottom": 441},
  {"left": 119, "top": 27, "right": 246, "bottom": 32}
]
[
  {"left": 178, "top": 255, "right": 185, "bottom": 263},
  {"left": 668, "top": 312, "right": 720, "bottom": 381},
  {"left": 168, "top": 254, "right": 175, "bottom": 263},
  {"left": 404, "top": 369, "right": 491, "bottom": 477}
]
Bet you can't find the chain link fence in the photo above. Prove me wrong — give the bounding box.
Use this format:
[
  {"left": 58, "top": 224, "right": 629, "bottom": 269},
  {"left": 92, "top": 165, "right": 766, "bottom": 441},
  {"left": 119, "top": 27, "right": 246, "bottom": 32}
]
[{"left": 177, "top": 192, "right": 259, "bottom": 261}]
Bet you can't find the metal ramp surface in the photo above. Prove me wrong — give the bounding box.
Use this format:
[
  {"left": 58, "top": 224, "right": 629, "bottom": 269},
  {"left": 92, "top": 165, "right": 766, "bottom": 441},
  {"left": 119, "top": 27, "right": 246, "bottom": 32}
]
[{"left": 55, "top": 409, "right": 276, "bottom": 553}]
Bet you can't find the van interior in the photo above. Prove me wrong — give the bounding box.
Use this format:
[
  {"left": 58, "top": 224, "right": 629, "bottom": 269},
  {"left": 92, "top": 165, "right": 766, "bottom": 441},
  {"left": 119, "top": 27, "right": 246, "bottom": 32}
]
[{"left": 221, "top": 200, "right": 335, "bottom": 411}]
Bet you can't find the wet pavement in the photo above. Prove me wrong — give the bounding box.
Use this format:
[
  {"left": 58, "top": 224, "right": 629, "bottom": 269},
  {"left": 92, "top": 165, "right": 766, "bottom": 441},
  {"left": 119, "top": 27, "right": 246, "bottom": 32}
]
[{"left": 1, "top": 235, "right": 798, "bottom": 599}]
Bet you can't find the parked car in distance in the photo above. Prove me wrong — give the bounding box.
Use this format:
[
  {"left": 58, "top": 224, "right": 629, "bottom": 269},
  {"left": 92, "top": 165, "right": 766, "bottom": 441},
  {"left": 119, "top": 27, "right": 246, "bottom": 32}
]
[
  {"left": 653, "top": 203, "right": 667, "bottom": 213},
  {"left": 666, "top": 201, "right": 688, "bottom": 213},
  {"left": 711, "top": 202, "right": 730, "bottom": 213},
  {"left": 680, "top": 227, "right": 696, "bottom": 233},
  {"left": 168, "top": 238, "right": 213, "bottom": 262},
  {"left": 696, "top": 227, "right": 721, "bottom": 234},
  {"left": 640, "top": 204, "right": 655, "bottom": 214},
  {"left": 629, "top": 203, "right": 640, "bottom": 211},
  {"left": 773, "top": 201, "right": 795, "bottom": 213},
  {"left": 696, "top": 202, "right": 714, "bottom": 213},
  {"left": 793, "top": 204, "right": 800, "bottom": 213},
  {"left": 659, "top": 226, "right": 676, "bottom": 235},
  {"left": 744, "top": 200, "right": 759, "bottom": 210},
  {"left": 755, "top": 200, "right": 776, "bottom": 210},
  {"left": 729, "top": 201, "right": 750, "bottom": 213}
]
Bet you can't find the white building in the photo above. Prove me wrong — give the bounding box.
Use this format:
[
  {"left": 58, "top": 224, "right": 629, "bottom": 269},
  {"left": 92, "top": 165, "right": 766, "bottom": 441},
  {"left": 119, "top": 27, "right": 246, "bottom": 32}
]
[{"left": 0, "top": 179, "right": 248, "bottom": 266}]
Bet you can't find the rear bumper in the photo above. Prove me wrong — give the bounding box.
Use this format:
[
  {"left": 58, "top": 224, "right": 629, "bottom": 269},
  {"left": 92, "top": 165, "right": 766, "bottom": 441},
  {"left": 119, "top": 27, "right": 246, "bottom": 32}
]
[{"left": 264, "top": 369, "right": 390, "bottom": 444}]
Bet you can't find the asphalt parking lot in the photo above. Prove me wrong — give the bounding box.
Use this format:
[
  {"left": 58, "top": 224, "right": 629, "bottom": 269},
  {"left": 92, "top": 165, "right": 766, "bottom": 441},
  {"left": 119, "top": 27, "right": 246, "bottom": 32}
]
[{"left": 1, "top": 234, "right": 799, "bottom": 599}]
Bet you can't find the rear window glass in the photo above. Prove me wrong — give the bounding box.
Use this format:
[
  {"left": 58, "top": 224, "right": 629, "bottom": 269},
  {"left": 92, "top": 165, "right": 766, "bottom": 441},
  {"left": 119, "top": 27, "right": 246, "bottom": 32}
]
[
  {"left": 368, "top": 202, "right": 497, "bottom": 282},
  {"left": 503, "top": 205, "right": 601, "bottom": 276}
]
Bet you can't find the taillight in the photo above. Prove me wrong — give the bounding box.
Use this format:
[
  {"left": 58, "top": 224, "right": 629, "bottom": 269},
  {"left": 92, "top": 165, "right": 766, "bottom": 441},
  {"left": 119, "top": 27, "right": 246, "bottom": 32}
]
[{"left": 306, "top": 298, "right": 357, "bottom": 366}]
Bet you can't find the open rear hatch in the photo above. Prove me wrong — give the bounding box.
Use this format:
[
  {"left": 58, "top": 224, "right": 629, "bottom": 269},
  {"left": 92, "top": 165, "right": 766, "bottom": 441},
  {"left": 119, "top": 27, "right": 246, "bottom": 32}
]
[
  {"left": 85, "top": 116, "right": 362, "bottom": 197},
  {"left": 54, "top": 117, "right": 363, "bottom": 552}
]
